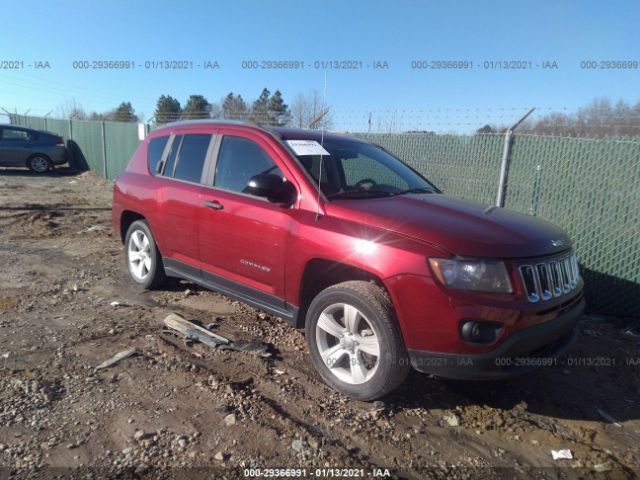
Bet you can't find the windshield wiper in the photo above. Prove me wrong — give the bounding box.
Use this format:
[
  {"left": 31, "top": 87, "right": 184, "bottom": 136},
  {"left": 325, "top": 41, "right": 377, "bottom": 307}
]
[
  {"left": 396, "top": 187, "right": 436, "bottom": 195},
  {"left": 327, "top": 190, "right": 396, "bottom": 200}
]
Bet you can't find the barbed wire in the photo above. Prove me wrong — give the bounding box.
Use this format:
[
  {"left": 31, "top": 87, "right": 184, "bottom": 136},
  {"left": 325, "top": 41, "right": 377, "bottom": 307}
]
[{"left": 5, "top": 111, "right": 640, "bottom": 139}]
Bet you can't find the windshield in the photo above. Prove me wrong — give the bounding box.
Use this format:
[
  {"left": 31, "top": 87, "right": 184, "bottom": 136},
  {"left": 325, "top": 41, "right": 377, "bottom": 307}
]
[{"left": 290, "top": 138, "right": 438, "bottom": 199}]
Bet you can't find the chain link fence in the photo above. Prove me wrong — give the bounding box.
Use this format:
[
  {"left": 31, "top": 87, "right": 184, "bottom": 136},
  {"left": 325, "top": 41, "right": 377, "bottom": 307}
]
[
  {"left": 356, "top": 133, "right": 640, "bottom": 317},
  {"left": 7, "top": 114, "right": 640, "bottom": 316}
]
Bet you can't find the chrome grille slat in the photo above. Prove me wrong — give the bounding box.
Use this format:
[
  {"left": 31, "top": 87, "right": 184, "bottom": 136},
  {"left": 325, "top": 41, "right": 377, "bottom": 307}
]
[
  {"left": 562, "top": 258, "right": 571, "bottom": 293},
  {"left": 518, "top": 251, "right": 580, "bottom": 303},
  {"left": 549, "top": 261, "right": 562, "bottom": 297},
  {"left": 536, "top": 263, "right": 552, "bottom": 300},
  {"left": 520, "top": 265, "right": 540, "bottom": 302},
  {"left": 569, "top": 257, "right": 576, "bottom": 287}
]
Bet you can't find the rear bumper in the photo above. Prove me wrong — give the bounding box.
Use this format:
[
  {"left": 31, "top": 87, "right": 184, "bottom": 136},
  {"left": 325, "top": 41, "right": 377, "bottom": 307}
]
[
  {"left": 50, "top": 156, "right": 68, "bottom": 166},
  {"left": 408, "top": 297, "right": 584, "bottom": 380},
  {"left": 48, "top": 146, "right": 69, "bottom": 165}
]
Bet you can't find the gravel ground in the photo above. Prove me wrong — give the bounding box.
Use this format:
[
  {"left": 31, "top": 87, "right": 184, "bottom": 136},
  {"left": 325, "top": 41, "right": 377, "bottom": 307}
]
[{"left": 0, "top": 167, "right": 639, "bottom": 479}]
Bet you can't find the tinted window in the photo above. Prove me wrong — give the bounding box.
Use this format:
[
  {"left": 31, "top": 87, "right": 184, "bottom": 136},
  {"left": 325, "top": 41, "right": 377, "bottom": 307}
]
[
  {"left": 147, "top": 136, "right": 169, "bottom": 175},
  {"left": 173, "top": 134, "right": 211, "bottom": 183},
  {"left": 161, "top": 135, "right": 182, "bottom": 177},
  {"left": 1, "top": 128, "right": 34, "bottom": 141},
  {"left": 214, "top": 136, "right": 282, "bottom": 194}
]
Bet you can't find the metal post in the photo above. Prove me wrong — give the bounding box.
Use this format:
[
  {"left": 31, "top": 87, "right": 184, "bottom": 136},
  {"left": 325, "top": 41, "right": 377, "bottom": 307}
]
[
  {"left": 495, "top": 107, "right": 535, "bottom": 207},
  {"left": 44, "top": 111, "right": 52, "bottom": 132},
  {"left": 68, "top": 119, "right": 73, "bottom": 140},
  {"left": 496, "top": 130, "right": 513, "bottom": 207},
  {"left": 101, "top": 122, "right": 107, "bottom": 179}
]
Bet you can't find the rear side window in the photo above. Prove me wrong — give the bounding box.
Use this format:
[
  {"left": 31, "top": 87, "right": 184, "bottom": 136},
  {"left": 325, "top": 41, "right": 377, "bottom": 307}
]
[
  {"left": 1, "top": 128, "right": 34, "bottom": 141},
  {"left": 147, "top": 136, "right": 169, "bottom": 175},
  {"left": 214, "top": 136, "right": 282, "bottom": 194},
  {"left": 173, "top": 134, "right": 212, "bottom": 183},
  {"left": 161, "top": 135, "right": 182, "bottom": 177}
]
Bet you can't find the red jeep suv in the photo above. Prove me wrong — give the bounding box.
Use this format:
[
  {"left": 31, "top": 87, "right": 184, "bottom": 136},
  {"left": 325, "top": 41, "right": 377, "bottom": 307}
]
[{"left": 112, "top": 120, "right": 584, "bottom": 400}]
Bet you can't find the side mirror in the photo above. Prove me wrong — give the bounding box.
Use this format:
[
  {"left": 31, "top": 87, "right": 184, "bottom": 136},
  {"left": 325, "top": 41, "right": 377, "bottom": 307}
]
[{"left": 244, "top": 173, "right": 296, "bottom": 206}]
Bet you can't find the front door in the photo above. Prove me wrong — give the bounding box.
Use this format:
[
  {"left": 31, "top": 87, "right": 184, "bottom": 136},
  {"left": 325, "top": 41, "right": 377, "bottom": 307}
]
[{"left": 198, "top": 133, "right": 294, "bottom": 308}]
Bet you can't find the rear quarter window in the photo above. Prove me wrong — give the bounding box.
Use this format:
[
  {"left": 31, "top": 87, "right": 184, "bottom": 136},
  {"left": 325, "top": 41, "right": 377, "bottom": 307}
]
[
  {"left": 147, "top": 136, "right": 170, "bottom": 175},
  {"left": 173, "top": 134, "right": 212, "bottom": 184}
]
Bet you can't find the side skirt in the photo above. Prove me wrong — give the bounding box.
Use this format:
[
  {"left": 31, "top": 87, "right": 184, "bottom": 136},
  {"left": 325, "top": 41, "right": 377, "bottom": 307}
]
[{"left": 163, "top": 258, "right": 300, "bottom": 327}]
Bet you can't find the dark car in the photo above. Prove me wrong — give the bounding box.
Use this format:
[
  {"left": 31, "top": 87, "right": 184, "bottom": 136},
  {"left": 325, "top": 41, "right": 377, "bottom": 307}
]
[
  {"left": 0, "top": 125, "right": 68, "bottom": 172},
  {"left": 112, "top": 120, "right": 584, "bottom": 400}
]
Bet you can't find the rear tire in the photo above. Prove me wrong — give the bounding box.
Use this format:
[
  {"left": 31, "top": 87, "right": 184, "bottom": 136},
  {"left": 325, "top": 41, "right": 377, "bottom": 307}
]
[
  {"left": 27, "top": 155, "right": 51, "bottom": 173},
  {"left": 305, "top": 281, "right": 410, "bottom": 401},
  {"left": 124, "top": 220, "right": 166, "bottom": 289}
]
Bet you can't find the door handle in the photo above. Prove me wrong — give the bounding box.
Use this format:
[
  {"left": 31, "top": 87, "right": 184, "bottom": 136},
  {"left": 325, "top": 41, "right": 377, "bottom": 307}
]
[{"left": 204, "top": 200, "right": 224, "bottom": 210}]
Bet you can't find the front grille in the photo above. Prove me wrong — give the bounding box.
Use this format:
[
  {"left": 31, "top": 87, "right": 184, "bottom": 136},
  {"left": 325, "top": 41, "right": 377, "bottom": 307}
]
[{"left": 518, "top": 251, "right": 580, "bottom": 303}]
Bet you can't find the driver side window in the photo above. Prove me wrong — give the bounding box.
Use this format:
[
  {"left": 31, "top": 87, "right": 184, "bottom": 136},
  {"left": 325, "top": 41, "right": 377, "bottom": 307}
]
[{"left": 214, "top": 135, "right": 283, "bottom": 195}]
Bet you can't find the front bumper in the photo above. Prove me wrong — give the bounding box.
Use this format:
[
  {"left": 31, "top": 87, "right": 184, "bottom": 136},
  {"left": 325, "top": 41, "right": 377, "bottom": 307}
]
[{"left": 408, "top": 297, "right": 584, "bottom": 380}]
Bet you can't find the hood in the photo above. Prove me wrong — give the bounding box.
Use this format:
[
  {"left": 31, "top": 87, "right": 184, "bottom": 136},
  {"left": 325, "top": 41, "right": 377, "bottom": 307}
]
[{"left": 326, "top": 194, "right": 572, "bottom": 258}]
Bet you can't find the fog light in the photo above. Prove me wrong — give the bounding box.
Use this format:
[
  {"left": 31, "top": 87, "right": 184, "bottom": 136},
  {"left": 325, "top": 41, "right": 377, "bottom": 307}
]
[{"left": 460, "top": 321, "right": 502, "bottom": 344}]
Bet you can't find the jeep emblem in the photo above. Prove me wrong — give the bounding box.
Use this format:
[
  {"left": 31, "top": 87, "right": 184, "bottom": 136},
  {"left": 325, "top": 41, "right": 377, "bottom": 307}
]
[{"left": 551, "top": 239, "right": 565, "bottom": 247}]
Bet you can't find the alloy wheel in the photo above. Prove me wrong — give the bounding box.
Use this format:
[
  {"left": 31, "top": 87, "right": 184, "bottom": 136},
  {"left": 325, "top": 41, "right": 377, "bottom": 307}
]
[
  {"left": 315, "top": 302, "right": 381, "bottom": 385},
  {"left": 30, "top": 156, "right": 49, "bottom": 173},
  {"left": 128, "top": 230, "right": 152, "bottom": 281}
]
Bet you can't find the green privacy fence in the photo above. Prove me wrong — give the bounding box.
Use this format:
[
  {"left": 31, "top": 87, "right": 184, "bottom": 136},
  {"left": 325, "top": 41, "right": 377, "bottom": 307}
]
[
  {"left": 9, "top": 115, "right": 640, "bottom": 316},
  {"left": 10, "top": 114, "right": 141, "bottom": 180}
]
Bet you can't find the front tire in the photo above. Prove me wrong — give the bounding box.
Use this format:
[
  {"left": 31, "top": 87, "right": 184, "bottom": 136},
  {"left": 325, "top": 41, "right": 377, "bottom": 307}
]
[
  {"left": 305, "top": 281, "right": 410, "bottom": 401},
  {"left": 27, "top": 155, "right": 51, "bottom": 173},
  {"left": 124, "top": 220, "right": 166, "bottom": 289}
]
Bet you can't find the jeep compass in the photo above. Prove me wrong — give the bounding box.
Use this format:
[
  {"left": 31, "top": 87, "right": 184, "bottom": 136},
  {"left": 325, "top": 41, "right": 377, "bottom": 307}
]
[{"left": 112, "top": 120, "right": 584, "bottom": 400}]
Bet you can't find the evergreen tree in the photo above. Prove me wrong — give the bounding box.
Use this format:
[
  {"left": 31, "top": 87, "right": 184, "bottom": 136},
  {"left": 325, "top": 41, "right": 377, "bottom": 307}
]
[
  {"left": 268, "top": 90, "right": 291, "bottom": 126},
  {"left": 249, "top": 88, "right": 271, "bottom": 123},
  {"left": 222, "top": 93, "right": 249, "bottom": 120},
  {"left": 181, "top": 95, "right": 211, "bottom": 119},
  {"left": 154, "top": 95, "right": 182, "bottom": 123},
  {"left": 113, "top": 102, "right": 137, "bottom": 122}
]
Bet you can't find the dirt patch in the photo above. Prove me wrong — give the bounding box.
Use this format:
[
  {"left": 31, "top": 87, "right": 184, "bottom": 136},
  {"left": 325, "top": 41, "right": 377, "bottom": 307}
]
[{"left": 0, "top": 166, "right": 638, "bottom": 479}]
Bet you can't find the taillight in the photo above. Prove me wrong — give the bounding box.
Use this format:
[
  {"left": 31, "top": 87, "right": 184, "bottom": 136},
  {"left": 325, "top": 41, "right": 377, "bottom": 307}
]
[{"left": 55, "top": 137, "right": 65, "bottom": 146}]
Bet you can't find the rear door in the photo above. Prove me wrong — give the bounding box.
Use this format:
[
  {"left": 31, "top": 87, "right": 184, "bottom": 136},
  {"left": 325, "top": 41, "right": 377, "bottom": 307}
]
[
  {"left": 0, "top": 127, "right": 35, "bottom": 166},
  {"left": 198, "top": 131, "right": 296, "bottom": 307},
  {"left": 153, "top": 132, "right": 216, "bottom": 270}
]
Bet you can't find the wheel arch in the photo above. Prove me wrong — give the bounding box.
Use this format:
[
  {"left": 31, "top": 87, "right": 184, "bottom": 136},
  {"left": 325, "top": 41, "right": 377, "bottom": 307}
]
[
  {"left": 296, "top": 258, "right": 392, "bottom": 328},
  {"left": 120, "top": 211, "right": 146, "bottom": 243}
]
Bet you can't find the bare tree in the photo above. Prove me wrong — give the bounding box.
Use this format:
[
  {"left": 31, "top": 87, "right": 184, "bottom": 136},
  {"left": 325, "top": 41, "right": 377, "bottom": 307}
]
[
  {"left": 209, "top": 102, "right": 222, "bottom": 119},
  {"left": 375, "top": 111, "right": 398, "bottom": 133},
  {"left": 56, "top": 99, "right": 87, "bottom": 120},
  {"left": 290, "top": 90, "right": 332, "bottom": 129},
  {"left": 518, "top": 98, "right": 640, "bottom": 137}
]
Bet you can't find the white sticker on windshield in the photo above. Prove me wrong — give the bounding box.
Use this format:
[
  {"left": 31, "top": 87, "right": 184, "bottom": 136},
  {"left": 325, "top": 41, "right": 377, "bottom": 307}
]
[{"left": 286, "top": 140, "right": 330, "bottom": 156}]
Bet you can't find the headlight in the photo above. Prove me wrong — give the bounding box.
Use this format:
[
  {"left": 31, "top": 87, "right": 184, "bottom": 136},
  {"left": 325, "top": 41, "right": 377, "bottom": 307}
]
[{"left": 429, "top": 258, "right": 512, "bottom": 293}]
